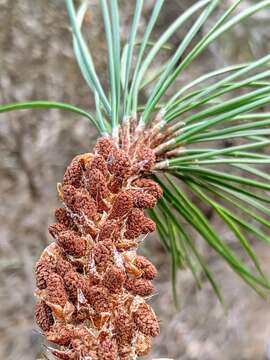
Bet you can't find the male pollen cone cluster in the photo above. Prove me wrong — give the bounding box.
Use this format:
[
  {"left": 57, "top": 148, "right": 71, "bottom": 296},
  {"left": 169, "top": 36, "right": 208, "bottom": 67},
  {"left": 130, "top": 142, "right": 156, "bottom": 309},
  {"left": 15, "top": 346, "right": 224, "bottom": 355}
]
[{"left": 35, "top": 129, "right": 163, "bottom": 359}]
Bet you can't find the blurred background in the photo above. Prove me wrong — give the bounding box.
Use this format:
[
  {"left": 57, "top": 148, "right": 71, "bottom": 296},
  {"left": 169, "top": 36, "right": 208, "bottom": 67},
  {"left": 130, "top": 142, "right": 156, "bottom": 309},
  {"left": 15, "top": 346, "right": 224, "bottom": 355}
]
[{"left": 1, "top": 1, "right": 270, "bottom": 359}]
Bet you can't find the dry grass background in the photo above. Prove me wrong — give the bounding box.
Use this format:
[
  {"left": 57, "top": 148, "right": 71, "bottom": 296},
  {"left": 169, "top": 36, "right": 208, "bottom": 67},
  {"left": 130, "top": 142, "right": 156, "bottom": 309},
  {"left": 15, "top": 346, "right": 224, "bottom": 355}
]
[{"left": 1, "top": 1, "right": 270, "bottom": 359}]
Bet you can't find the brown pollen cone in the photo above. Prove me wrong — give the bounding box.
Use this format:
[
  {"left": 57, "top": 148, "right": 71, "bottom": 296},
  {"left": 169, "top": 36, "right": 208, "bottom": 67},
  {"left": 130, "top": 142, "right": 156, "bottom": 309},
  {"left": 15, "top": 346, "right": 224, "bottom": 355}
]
[
  {"left": 34, "top": 135, "right": 161, "bottom": 359},
  {"left": 35, "top": 300, "right": 54, "bottom": 332}
]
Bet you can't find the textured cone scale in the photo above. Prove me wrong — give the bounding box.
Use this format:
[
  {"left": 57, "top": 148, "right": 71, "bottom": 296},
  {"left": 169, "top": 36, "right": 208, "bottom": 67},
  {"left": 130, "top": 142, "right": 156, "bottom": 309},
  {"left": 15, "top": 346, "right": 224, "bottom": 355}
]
[
  {"left": 97, "top": 337, "right": 118, "bottom": 360},
  {"left": 46, "top": 323, "right": 74, "bottom": 346},
  {"left": 134, "top": 255, "right": 158, "bottom": 280},
  {"left": 54, "top": 208, "right": 77, "bottom": 230},
  {"left": 35, "top": 260, "right": 53, "bottom": 290},
  {"left": 34, "top": 136, "right": 162, "bottom": 359},
  {"left": 46, "top": 273, "right": 69, "bottom": 307},
  {"left": 35, "top": 300, "right": 54, "bottom": 332},
  {"left": 102, "top": 265, "right": 126, "bottom": 293}
]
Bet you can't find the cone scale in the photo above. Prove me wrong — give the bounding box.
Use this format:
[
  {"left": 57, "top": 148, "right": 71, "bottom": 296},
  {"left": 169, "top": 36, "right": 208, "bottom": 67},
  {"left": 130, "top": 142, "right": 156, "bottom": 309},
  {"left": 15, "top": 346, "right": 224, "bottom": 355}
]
[{"left": 35, "top": 128, "right": 163, "bottom": 359}]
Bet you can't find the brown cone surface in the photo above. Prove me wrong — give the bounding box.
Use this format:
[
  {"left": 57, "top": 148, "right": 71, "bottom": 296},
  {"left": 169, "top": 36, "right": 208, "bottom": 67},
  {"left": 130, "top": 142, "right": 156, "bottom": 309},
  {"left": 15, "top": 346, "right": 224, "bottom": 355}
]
[{"left": 34, "top": 136, "right": 162, "bottom": 359}]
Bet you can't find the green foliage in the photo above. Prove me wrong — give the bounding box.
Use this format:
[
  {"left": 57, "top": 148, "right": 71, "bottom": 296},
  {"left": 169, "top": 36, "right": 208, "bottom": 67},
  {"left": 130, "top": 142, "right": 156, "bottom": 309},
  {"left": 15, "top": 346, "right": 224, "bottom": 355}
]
[{"left": 1, "top": 0, "right": 270, "bottom": 301}]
